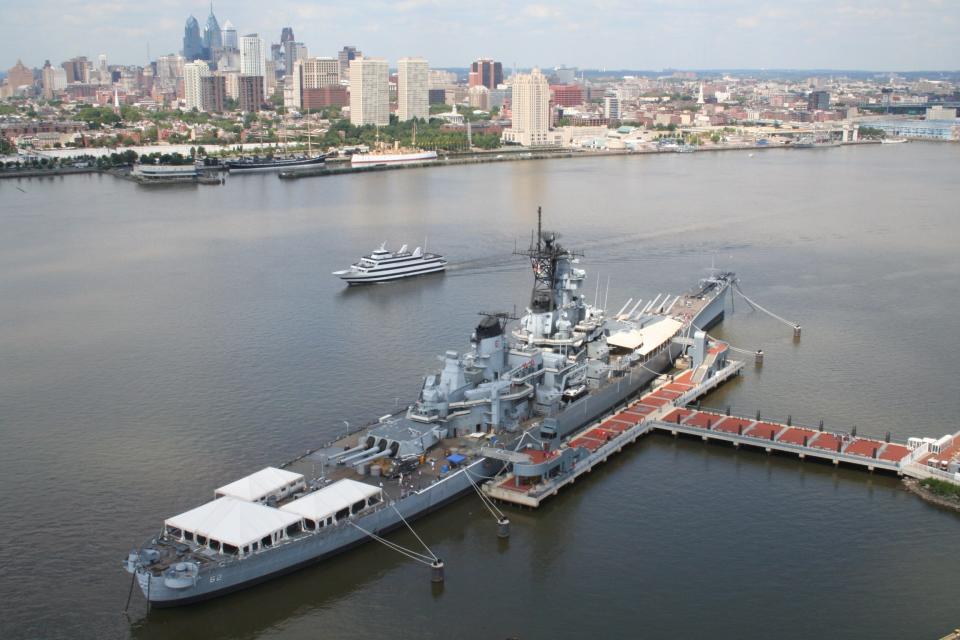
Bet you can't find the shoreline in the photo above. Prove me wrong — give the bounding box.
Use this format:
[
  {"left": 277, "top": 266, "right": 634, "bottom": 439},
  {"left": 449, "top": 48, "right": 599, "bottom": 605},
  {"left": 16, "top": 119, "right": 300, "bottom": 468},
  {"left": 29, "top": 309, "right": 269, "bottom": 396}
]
[
  {"left": 903, "top": 477, "right": 960, "bottom": 515},
  {"left": 0, "top": 139, "right": 884, "bottom": 182}
]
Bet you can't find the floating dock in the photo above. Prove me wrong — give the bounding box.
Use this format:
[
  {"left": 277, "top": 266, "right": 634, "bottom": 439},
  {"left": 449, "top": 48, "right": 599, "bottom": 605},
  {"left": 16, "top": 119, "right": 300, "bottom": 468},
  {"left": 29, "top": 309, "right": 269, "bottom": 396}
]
[{"left": 483, "top": 347, "right": 960, "bottom": 508}]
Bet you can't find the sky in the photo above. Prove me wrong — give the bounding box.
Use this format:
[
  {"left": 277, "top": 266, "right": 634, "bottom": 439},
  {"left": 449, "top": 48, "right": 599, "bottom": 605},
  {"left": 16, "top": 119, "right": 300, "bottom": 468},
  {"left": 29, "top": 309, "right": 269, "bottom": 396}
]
[{"left": 2, "top": 0, "right": 959, "bottom": 71}]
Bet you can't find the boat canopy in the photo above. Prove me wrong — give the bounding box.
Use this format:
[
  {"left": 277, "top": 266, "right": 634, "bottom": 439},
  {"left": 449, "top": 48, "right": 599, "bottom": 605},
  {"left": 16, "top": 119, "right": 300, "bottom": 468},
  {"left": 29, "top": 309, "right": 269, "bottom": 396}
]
[
  {"left": 215, "top": 467, "right": 305, "bottom": 503},
  {"left": 280, "top": 479, "right": 382, "bottom": 523},
  {"left": 165, "top": 496, "right": 301, "bottom": 550},
  {"left": 607, "top": 318, "right": 683, "bottom": 355}
]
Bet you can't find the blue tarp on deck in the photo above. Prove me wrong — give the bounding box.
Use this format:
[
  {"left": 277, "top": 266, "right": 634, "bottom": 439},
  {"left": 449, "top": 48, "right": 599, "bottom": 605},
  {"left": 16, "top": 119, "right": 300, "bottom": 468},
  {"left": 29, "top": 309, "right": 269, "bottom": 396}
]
[{"left": 446, "top": 454, "right": 466, "bottom": 466}]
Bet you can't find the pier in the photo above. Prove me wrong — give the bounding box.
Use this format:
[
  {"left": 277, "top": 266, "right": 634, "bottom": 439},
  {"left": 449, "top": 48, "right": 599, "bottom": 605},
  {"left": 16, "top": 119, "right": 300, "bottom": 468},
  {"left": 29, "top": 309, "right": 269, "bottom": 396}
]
[{"left": 483, "top": 352, "right": 960, "bottom": 508}]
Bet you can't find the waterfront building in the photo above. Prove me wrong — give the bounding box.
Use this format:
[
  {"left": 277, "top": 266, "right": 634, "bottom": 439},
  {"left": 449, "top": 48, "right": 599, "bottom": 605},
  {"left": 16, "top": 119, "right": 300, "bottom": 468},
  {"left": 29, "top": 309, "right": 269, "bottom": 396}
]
[
  {"left": 397, "top": 57, "right": 429, "bottom": 122},
  {"left": 238, "top": 75, "right": 264, "bottom": 112},
  {"left": 338, "top": 46, "right": 361, "bottom": 82},
  {"left": 349, "top": 57, "right": 389, "bottom": 126},
  {"left": 183, "top": 16, "right": 204, "bottom": 61},
  {"left": 807, "top": 90, "right": 830, "bottom": 111},
  {"left": 469, "top": 58, "right": 502, "bottom": 90},
  {"left": 870, "top": 119, "right": 959, "bottom": 141},
  {"left": 926, "top": 106, "right": 957, "bottom": 120},
  {"left": 239, "top": 34, "right": 267, "bottom": 99},
  {"left": 221, "top": 20, "right": 238, "bottom": 49},
  {"left": 503, "top": 68, "right": 559, "bottom": 146},
  {"left": 183, "top": 60, "right": 211, "bottom": 111}
]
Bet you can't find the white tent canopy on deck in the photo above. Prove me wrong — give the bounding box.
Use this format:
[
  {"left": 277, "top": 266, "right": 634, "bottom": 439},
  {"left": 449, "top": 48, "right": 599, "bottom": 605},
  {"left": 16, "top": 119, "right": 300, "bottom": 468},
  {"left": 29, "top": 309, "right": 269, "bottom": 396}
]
[
  {"left": 164, "top": 496, "right": 303, "bottom": 556},
  {"left": 280, "top": 479, "right": 382, "bottom": 527},
  {"left": 215, "top": 466, "right": 305, "bottom": 503},
  {"left": 607, "top": 318, "right": 683, "bottom": 355}
]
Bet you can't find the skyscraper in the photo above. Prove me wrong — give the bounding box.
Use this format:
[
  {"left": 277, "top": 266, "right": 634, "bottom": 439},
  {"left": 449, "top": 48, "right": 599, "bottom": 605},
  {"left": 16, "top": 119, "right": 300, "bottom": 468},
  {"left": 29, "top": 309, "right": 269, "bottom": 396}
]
[
  {"left": 503, "top": 68, "right": 554, "bottom": 146},
  {"left": 6, "top": 60, "right": 34, "bottom": 91},
  {"left": 183, "top": 16, "right": 204, "bottom": 61},
  {"left": 184, "top": 60, "right": 211, "bottom": 110},
  {"left": 469, "top": 58, "right": 502, "bottom": 90},
  {"left": 280, "top": 27, "right": 295, "bottom": 44},
  {"left": 221, "top": 20, "right": 238, "bottom": 49},
  {"left": 292, "top": 57, "right": 343, "bottom": 110},
  {"left": 203, "top": 4, "right": 222, "bottom": 53},
  {"left": 397, "top": 57, "right": 429, "bottom": 122},
  {"left": 285, "top": 42, "right": 308, "bottom": 76},
  {"left": 239, "top": 33, "right": 267, "bottom": 99},
  {"left": 349, "top": 57, "right": 389, "bottom": 126},
  {"left": 338, "top": 46, "right": 360, "bottom": 82}
]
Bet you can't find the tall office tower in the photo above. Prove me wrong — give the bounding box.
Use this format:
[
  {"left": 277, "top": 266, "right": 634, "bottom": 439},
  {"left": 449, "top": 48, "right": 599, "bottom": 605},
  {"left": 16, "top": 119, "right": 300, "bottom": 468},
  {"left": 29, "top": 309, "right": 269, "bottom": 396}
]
[
  {"left": 468, "top": 58, "right": 502, "bottom": 90},
  {"left": 349, "top": 57, "right": 389, "bottom": 126},
  {"left": 280, "top": 27, "right": 295, "bottom": 44},
  {"left": 183, "top": 16, "right": 204, "bottom": 61},
  {"left": 397, "top": 57, "right": 429, "bottom": 122},
  {"left": 239, "top": 33, "right": 267, "bottom": 98},
  {"left": 238, "top": 75, "right": 264, "bottom": 112},
  {"left": 200, "top": 76, "right": 226, "bottom": 112},
  {"left": 807, "top": 90, "right": 830, "bottom": 111},
  {"left": 221, "top": 20, "right": 238, "bottom": 49},
  {"left": 41, "top": 60, "right": 56, "bottom": 99},
  {"left": 338, "top": 46, "right": 360, "bottom": 82},
  {"left": 6, "top": 60, "right": 34, "bottom": 92},
  {"left": 285, "top": 42, "right": 308, "bottom": 76},
  {"left": 203, "top": 4, "right": 222, "bottom": 53},
  {"left": 604, "top": 94, "right": 620, "bottom": 120},
  {"left": 184, "top": 60, "right": 211, "bottom": 110},
  {"left": 292, "top": 57, "right": 343, "bottom": 109},
  {"left": 62, "top": 56, "right": 90, "bottom": 83},
  {"left": 504, "top": 68, "right": 551, "bottom": 146},
  {"left": 156, "top": 54, "right": 184, "bottom": 92}
]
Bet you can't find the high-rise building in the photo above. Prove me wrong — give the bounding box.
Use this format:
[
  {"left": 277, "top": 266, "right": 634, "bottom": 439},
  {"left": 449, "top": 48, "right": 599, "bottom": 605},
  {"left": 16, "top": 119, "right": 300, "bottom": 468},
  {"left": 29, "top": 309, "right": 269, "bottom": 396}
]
[
  {"left": 503, "top": 68, "right": 555, "bottom": 146},
  {"left": 469, "top": 58, "right": 502, "bottom": 90},
  {"left": 549, "top": 84, "right": 583, "bottom": 107},
  {"left": 183, "top": 60, "right": 211, "bottom": 110},
  {"left": 280, "top": 27, "right": 295, "bottom": 44},
  {"left": 62, "top": 56, "right": 89, "bottom": 84},
  {"left": 239, "top": 75, "right": 264, "bottom": 112},
  {"left": 203, "top": 5, "right": 222, "bottom": 55},
  {"left": 338, "top": 46, "right": 360, "bottom": 82},
  {"left": 807, "top": 90, "right": 830, "bottom": 111},
  {"left": 41, "top": 60, "right": 56, "bottom": 99},
  {"left": 467, "top": 85, "right": 490, "bottom": 110},
  {"left": 200, "top": 76, "right": 226, "bottom": 112},
  {"left": 7, "top": 60, "right": 34, "bottom": 92},
  {"left": 285, "top": 42, "right": 308, "bottom": 76},
  {"left": 397, "top": 57, "right": 429, "bottom": 122},
  {"left": 604, "top": 95, "right": 620, "bottom": 120},
  {"left": 239, "top": 33, "right": 267, "bottom": 99},
  {"left": 554, "top": 66, "right": 577, "bottom": 85},
  {"left": 221, "top": 20, "right": 238, "bottom": 49},
  {"left": 349, "top": 57, "right": 389, "bottom": 126},
  {"left": 183, "top": 16, "right": 204, "bottom": 61},
  {"left": 156, "top": 55, "right": 184, "bottom": 92}
]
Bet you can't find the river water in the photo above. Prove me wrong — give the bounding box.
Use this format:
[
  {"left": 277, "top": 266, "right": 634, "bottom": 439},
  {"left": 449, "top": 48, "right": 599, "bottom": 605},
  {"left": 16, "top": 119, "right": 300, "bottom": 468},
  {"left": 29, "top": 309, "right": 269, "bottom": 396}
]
[{"left": 1, "top": 143, "right": 958, "bottom": 639}]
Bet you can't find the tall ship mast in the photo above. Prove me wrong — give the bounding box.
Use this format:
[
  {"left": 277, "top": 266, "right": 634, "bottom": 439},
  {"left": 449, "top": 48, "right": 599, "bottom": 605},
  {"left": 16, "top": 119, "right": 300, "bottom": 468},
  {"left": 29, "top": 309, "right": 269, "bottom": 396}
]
[{"left": 124, "top": 209, "right": 735, "bottom": 606}]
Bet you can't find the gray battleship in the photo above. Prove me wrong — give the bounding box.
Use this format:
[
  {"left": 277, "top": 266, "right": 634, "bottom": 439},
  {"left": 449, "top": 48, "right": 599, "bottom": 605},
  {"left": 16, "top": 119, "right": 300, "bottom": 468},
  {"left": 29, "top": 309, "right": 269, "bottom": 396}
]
[{"left": 124, "top": 210, "right": 733, "bottom": 606}]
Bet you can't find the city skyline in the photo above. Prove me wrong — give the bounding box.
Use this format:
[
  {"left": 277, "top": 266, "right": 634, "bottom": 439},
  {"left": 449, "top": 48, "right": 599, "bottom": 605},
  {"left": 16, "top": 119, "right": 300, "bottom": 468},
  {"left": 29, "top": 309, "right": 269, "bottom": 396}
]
[{"left": 2, "top": 1, "right": 960, "bottom": 72}]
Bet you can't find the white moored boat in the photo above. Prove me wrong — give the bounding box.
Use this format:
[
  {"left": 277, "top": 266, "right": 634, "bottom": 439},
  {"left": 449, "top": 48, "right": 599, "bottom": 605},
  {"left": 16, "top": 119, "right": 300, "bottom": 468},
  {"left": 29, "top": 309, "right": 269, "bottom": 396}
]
[
  {"left": 333, "top": 243, "right": 447, "bottom": 285},
  {"left": 350, "top": 150, "right": 438, "bottom": 166}
]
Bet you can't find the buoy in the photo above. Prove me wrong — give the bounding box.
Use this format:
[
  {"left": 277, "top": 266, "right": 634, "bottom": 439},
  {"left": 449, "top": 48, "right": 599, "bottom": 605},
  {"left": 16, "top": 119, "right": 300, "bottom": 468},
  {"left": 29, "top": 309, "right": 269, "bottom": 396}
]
[
  {"left": 755, "top": 350, "right": 764, "bottom": 366},
  {"left": 430, "top": 559, "right": 445, "bottom": 583},
  {"left": 793, "top": 324, "right": 802, "bottom": 339},
  {"left": 787, "top": 415, "right": 792, "bottom": 426},
  {"left": 497, "top": 517, "right": 511, "bottom": 539}
]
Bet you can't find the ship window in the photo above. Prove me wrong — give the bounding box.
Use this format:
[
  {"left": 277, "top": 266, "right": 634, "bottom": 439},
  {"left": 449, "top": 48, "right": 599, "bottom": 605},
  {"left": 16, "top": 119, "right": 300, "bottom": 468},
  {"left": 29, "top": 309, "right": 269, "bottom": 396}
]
[
  {"left": 209, "top": 540, "right": 221, "bottom": 552},
  {"left": 368, "top": 495, "right": 380, "bottom": 507},
  {"left": 286, "top": 522, "right": 302, "bottom": 537},
  {"left": 184, "top": 531, "right": 194, "bottom": 542},
  {"left": 197, "top": 535, "right": 207, "bottom": 546},
  {"left": 261, "top": 536, "right": 272, "bottom": 548},
  {"left": 351, "top": 500, "right": 365, "bottom": 514},
  {"left": 304, "top": 519, "right": 316, "bottom": 531},
  {"left": 223, "top": 544, "right": 239, "bottom": 556},
  {"left": 242, "top": 545, "right": 250, "bottom": 555},
  {"left": 326, "top": 517, "right": 333, "bottom": 526},
  {"left": 166, "top": 526, "right": 181, "bottom": 538},
  {"left": 336, "top": 508, "right": 350, "bottom": 521},
  {"left": 252, "top": 542, "right": 259, "bottom": 551}
]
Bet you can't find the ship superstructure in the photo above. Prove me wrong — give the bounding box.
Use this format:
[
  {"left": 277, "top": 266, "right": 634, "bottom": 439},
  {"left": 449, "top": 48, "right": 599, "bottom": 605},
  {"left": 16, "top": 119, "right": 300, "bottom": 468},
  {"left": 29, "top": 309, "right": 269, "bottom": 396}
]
[{"left": 124, "top": 209, "right": 733, "bottom": 606}]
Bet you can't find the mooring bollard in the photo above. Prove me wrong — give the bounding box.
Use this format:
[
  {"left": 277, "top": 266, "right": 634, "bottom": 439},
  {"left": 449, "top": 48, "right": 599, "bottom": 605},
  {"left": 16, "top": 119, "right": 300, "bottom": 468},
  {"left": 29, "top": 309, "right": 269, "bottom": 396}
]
[
  {"left": 794, "top": 324, "right": 802, "bottom": 339},
  {"left": 755, "top": 350, "right": 764, "bottom": 366},
  {"left": 497, "top": 517, "right": 511, "bottom": 539},
  {"left": 431, "top": 559, "right": 445, "bottom": 583}
]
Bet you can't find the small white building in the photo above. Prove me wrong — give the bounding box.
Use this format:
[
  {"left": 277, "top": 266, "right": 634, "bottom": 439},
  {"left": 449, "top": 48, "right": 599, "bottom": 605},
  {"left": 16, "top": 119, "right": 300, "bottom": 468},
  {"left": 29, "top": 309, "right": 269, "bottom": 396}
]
[
  {"left": 164, "top": 496, "right": 303, "bottom": 557},
  {"left": 215, "top": 467, "right": 306, "bottom": 503},
  {"left": 280, "top": 478, "right": 382, "bottom": 530}
]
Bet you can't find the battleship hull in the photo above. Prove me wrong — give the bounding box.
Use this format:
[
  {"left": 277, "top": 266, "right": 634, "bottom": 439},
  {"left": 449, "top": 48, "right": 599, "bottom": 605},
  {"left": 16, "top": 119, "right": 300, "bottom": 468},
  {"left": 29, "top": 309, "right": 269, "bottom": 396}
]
[{"left": 136, "top": 279, "right": 729, "bottom": 606}]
